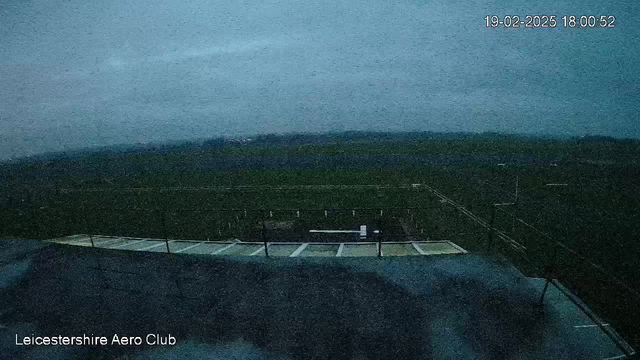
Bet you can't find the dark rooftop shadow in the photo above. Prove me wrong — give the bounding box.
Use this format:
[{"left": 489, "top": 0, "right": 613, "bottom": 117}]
[{"left": 0, "top": 243, "right": 579, "bottom": 359}]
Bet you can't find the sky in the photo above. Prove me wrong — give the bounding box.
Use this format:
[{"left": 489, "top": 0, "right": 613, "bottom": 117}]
[{"left": 1, "top": 0, "right": 639, "bottom": 159}]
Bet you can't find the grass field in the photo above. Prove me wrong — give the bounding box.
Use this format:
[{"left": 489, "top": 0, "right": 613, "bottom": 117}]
[{"left": 1, "top": 132, "right": 639, "bottom": 348}]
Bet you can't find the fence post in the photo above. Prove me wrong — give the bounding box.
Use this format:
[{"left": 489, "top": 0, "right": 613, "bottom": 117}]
[
  {"left": 82, "top": 206, "right": 95, "bottom": 248},
  {"left": 162, "top": 209, "right": 170, "bottom": 253},
  {"left": 538, "top": 278, "right": 551, "bottom": 306},
  {"left": 538, "top": 243, "right": 560, "bottom": 305},
  {"left": 261, "top": 210, "right": 269, "bottom": 257},
  {"left": 486, "top": 204, "right": 496, "bottom": 253},
  {"left": 377, "top": 211, "right": 382, "bottom": 258}
]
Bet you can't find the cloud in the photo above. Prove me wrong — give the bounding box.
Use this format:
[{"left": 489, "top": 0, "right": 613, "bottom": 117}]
[
  {"left": 102, "top": 35, "right": 301, "bottom": 72},
  {"left": 0, "top": 0, "right": 639, "bottom": 159}
]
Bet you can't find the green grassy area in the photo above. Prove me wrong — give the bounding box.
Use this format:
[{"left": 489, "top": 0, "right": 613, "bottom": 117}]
[{"left": 1, "top": 133, "right": 639, "bottom": 349}]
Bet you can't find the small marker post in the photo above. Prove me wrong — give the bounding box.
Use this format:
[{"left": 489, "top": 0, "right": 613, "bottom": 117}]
[
  {"left": 162, "top": 209, "right": 170, "bottom": 253},
  {"left": 261, "top": 210, "right": 269, "bottom": 257},
  {"left": 377, "top": 212, "right": 382, "bottom": 258},
  {"left": 539, "top": 243, "right": 559, "bottom": 305},
  {"left": 486, "top": 204, "right": 496, "bottom": 254}
]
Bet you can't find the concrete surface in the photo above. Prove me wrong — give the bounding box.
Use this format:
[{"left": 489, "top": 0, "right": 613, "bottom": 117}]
[
  {"left": 0, "top": 239, "right": 632, "bottom": 360},
  {"left": 47, "top": 235, "right": 468, "bottom": 258}
]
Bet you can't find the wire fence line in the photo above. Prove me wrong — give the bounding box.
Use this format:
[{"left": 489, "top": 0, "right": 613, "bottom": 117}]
[
  {"left": 65, "top": 205, "right": 460, "bottom": 260},
  {"left": 438, "top": 169, "right": 639, "bottom": 291},
  {"left": 73, "top": 206, "right": 435, "bottom": 212},
  {"left": 5, "top": 180, "right": 637, "bottom": 298},
  {"left": 29, "top": 204, "right": 452, "bottom": 249},
  {"left": 431, "top": 174, "right": 640, "bottom": 302},
  {"left": 422, "top": 183, "right": 526, "bottom": 252},
  {"left": 426, "top": 174, "right": 639, "bottom": 354},
  {"left": 10, "top": 184, "right": 427, "bottom": 193},
  {"left": 63, "top": 181, "right": 639, "bottom": 305},
  {"left": 493, "top": 204, "right": 640, "bottom": 301},
  {"left": 475, "top": 174, "right": 636, "bottom": 236},
  {"left": 2, "top": 180, "right": 638, "bottom": 353}
]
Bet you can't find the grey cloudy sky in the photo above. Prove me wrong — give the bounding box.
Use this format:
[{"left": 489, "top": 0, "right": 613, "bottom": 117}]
[{"left": 1, "top": 0, "right": 638, "bottom": 159}]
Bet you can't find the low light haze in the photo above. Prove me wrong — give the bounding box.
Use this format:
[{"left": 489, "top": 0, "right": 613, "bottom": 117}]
[{"left": 1, "top": 0, "right": 638, "bottom": 159}]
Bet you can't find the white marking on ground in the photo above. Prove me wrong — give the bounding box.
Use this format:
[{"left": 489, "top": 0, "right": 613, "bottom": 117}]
[
  {"left": 574, "top": 324, "right": 609, "bottom": 328},
  {"left": 447, "top": 241, "right": 468, "bottom": 254},
  {"left": 212, "top": 243, "right": 236, "bottom": 255},
  {"left": 250, "top": 246, "right": 266, "bottom": 256},
  {"left": 289, "top": 243, "right": 309, "bottom": 257},
  {"left": 175, "top": 242, "right": 204, "bottom": 253},
  {"left": 111, "top": 239, "right": 146, "bottom": 249},
  {"left": 137, "top": 241, "right": 174, "bottom": 251},
  {"left": 66, "top": 236, "right": 92, "bottom": 244},
  {"left": 92, "top": 237, "right": 120, "bottom": 245},
  {"left": 336, "top": 243, "right": 345, "bottom": 257},
  {"left": 412, "top": 242, "right": 427, "bottom": 255},
  {"left": 602, "top": 355, "right": 629, "bottom": 360},
  {"left": 96, "top": 238, "right": 123, "bottom": 247}
]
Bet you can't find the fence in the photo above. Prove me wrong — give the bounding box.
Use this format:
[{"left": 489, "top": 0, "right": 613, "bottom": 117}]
[
  {"left": 486, "top": 202, "right": 639, "bottom": 358},
  {"left": 421, "top": 171, "right": 639, "bottom": 356},
  {"left": 10, "top": 204, "right": 476, "bottom": 257},
  {"left": 2, "top": 183, "right": 636, "bottom": 355}
]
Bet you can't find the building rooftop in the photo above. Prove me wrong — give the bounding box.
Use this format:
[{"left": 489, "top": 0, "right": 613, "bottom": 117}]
[{"left": 0, "top": 237, "right": 634, "bottom": 359}]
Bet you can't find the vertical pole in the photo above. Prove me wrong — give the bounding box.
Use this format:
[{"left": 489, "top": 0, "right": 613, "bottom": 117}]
[
  {"left": 162, "top": 209, "right": 170, "bottom": 253},
  {"left": 512, "top": 176, "right": 519, "bottom": 234},
  {"left": 538, "top": 279, "right": 551, "bottom": 305},
  {"left": 377, "top": 211, "right": 382, "bottom": 258},
  {"left": 261, "top": 210, "right": 269, "bottom": 257},
  {"left": 486, "top": 204, "right": 496, "bottom": 254},
  {"left": 54, "top": 183, "right": 61, "bottom": 239},
  {"left": 539, "top": 243, "right": 559, "bottom": 305},
  {"left": 83, "top": 206, "right": 95, "bottom": 248}
]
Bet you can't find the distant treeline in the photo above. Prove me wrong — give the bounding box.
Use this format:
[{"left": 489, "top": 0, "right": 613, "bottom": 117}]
[
  {"left": 4, "top": 131, "right": 484, "bottom": 164},
  {"left": 1, "top": 131, "right": 639, "bottom": 170},
  {"left": 202, "top": 131, "right": 480, "bottom": 148}
]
